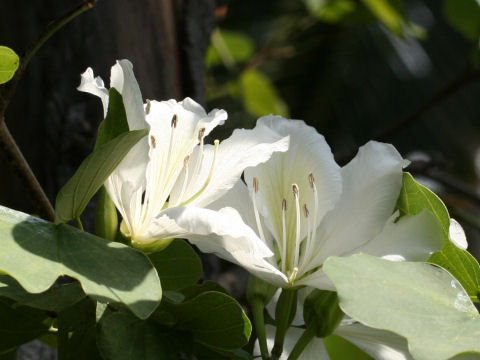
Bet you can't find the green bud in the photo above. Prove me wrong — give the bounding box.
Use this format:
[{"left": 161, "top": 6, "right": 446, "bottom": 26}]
[
  {"left": 303, "top": 290, "right": 344, "bottom": 338},
  {"left": 94, "top": 187, "right": 118, "bottom": 241}
]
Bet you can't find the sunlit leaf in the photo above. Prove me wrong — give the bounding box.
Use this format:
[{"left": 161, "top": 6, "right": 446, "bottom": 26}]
[
  {"left": 55, "top": 128, "right": 147, "bottom": 223},
  {"left": 0, "top": 206, "right": 161, "bottom": 319},
  {"left": 396, "top": 172, "right": 480, "bottom": 301},
  {"left": 239, "top": 69, "right": 289, "bottom": 118},
  {"left": 206, "top": 30, "right": 255, "bottom": 67},
  {"left": 360, "top": 0, "right": 405, "bottom": 36},
  {"left": 304, "top": 0, "right": 357, "bottom": 23},
  {"left": 324, "top": 254, "right": 480, "bottom": 360},
  {"left": 0, "top": 46, "right": 19, "bottom": 84}
]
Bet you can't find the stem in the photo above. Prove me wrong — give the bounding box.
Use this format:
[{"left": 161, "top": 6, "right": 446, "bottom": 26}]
[
  {"left": 75, "top": 217, "right": 84, "bottom": 231},
  {"left": 271, "top": 289, "right": 297, "bottom": 360},
  {"left": 0, "top": 0, "right": 98, "bottom": 221},
  {"left": 287, "top": 326, "right": 316, "bottom": 360},
  {"left": 251, "top": 299, "right": 269, "bottom": 359},
  {"left": 0, "top": 121, "right": 55, "bottom": 221}
]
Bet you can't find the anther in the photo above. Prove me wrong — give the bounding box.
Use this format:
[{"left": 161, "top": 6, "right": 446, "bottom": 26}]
[
  {"left": 171, "top": 114, "right": 178, "bottom": 128},
  {"left": 184, "top": 155, "right": 190, "bottom": 168},
  {"left": 303, "top": 204, "right": 309, "bottom": 218},
  {"left": 198, "top": 127, "right": 206, "bottom": 141},
  {"left": 150, "top": 135, "right": 156, "bottom": 149},
  {"left": 145, "top": 99, "right": 151, "bottom": 115},
  {"left": 308, "top": 173, "right": 315, "bottom": 188},
  {"left": 282, "top": 198, "right": 287, "bottom": 211},
  {"left": 292, "top": 184, "right": 299, "bottom": 198}
]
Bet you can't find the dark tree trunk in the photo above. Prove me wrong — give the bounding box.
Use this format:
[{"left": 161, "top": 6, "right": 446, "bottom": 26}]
[{"left": 0, "top": 0, "right": 217, "bottom": 216}]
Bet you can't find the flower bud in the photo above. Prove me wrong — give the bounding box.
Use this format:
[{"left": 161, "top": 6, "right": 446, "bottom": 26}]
[
  {"left": 303, "top": 289, "right": 344, "bottom": 338},
  {"left": 95, "top": 187, "right": 118, "bottom": 241}
]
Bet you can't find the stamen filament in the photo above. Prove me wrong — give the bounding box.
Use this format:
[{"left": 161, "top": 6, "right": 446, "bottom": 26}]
[
  {"left": 179, "top": 139, "right": 219, "bottom": 206},
  {"left": 251, "top": 177, "right": 266, "bottom": 244},
  {"left": 307, "top": 173, "right": 318, "bottom": 265},
  {"left": 292, "top": 184, "right": 301, "bottom": 269},
  {"left": 187, "top": 128, "right": 206, "bottom": 194},
  {"left": 288, "top": 267, "right": 299, "bottom": 285}
]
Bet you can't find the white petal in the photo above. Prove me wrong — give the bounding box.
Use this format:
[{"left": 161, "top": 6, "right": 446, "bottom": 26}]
[
  {"left": 147, "top": 206, "right": 289, "bottom": 287},
  {"left": 308, "top": 141, "right": 405, "bottom": 268},
  {"left": 244, "top": 116, "right": 341, "bottom": 248},
  {"left": 178, "top": 119, "right": 290, "bottom": 208},
  {"left": 110, "top": 59, "right": 147, "bottom": 130},
  {"left": 77, "top": 67, "right": 109, "bottom": 117},
  {"left": 335, "top": 322, "right": 413, "bottom": 360},
  {"left": 349, "top": 210, "right": 444, "bottom": 261},
  {"left": 449, "top": 218, "right": 468, "bottom": 250},
  {"left": 254, "top": 325, "right": 330, "bottom": 360},
  {"left": 295, "top": 269, "right": 335, "bottom": 291}
]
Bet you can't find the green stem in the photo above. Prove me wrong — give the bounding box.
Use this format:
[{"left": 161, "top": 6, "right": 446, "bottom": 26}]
[
  {"left": 251, "top": 299, "right": 269, "bottom": 359},
  {"left": 271, "top": 289, "right": 297, "bottom": 360},
  {"left": 287, "top": 326, "right": 316, "bottom": 360},
  {"left": 75, "top": 217, "right": 84, "bottom": 231}
]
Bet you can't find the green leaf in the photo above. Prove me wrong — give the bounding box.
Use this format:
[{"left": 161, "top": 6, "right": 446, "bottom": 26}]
[
  {"left": 324, "top": 254, "right": 480, "bottom": 360},
  {"left": 97, "top": 311, "right": 191, "bottom": 360},
  {"left": 396, "top": 172, "right": 480, "bottom": 301},
  {"left": 148, "top": 239, "right": 203, "bottom": 291},
  {"left": 0, "top": 46, "right": 19, "bottom": 84},
  {"left": 174, "top": 291, "right": 252, "bottom": 350},
  {"left": 194, "top": 342, "right": 253, "bottom": 360},
  {"left": 239, "top": 69, "right": 289, "bottom": 118},
  {"left": 0, "top": 275, "right": 85, "bottom": 312},
  {"left": 444, "top": 0, "right": 480, "bottom": 42},
  {"left": 0, "top": 297, "right": 50, "bottom": 354},
  {"left": 323, "top": 335, "right": 373, "bottom": 360},
  {"left": 58, "top": 298, "right": 102, "bottom": 360},
  {"left": 0, "top": 205, "right": 161, "bottom": 319},
  {"left": 206, "top": 30, "right": 255, "bottom": 67},
  {"left": 94, "top": 88, "right": 129, "bottom": 149},
  {"left": 55, "top": 128, "right": 147, "bottom": 224},
  {"left": 304, "top": 0, "right": 357, "bottom": 23}
]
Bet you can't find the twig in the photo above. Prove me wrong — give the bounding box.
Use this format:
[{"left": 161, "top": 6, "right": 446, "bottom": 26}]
[
  {"left": 0, "top": 0, "right": 98, "bottom": 221},
  {"left": 336, "top": 66, "right": 480, "bottom": 164}
]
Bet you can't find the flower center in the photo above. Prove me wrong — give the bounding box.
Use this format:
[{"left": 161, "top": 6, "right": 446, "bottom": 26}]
[{"left": 250, "top": 172, "right": 319, "bottom": 284}]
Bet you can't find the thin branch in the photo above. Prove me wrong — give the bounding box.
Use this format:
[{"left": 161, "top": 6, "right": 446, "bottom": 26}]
[
  {"left": 336, "top": 66, "right": 480, "bottom": 164},
  {"left": 0, "top": 0, "right": 98, "bottom": 221}
]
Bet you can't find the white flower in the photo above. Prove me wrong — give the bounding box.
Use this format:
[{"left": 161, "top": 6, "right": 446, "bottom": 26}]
[
  {"left": 78, "top": 60, "right": 289, "bottom": 251},
  {"left": 167, "top": 116, "right": 444, "bottom": 288}
]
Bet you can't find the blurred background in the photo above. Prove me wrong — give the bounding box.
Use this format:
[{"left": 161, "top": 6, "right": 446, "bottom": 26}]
[
  {"left": 1, "top": 0, "right": 480, "bottom": 358},
  {"left": 1, "top": 2, "right": 480, "bottom": 356}
]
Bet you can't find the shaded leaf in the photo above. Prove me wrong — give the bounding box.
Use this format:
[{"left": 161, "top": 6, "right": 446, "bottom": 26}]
[
  {"left": 58, "top": 298, "right": 102, "bottom": 360},
  {"left": 0, "top": 297, "right": 50, "bottom": 354},
  {"left": 324, "top": 254, "right": 480, "bottom": 360},
  {"left": 0, "top": 276, "right": 85, "bottom": 312},
  {"left": 0, "top": 46, "right": 19, "bottom": 84},
  {"left": 323, "top": 335, "right": 373, "bottom": 360},
  {"left": 444, "top": 0, "right": 480, "bottom": 41},
  {"left": 97, "top": 311, "right": 191, "bottom": 360},
  {"left": 360, "top": 0, "right": 405, "bottom": 36},
  {"left": 304, "top": 0, "right": 357, "bottom": 23},
  {"left": 55, "top": 129, "right": 147, "bottom": 223},
  {"left": 0, "top": 206, "right": 161, "bottom": 319},
  {"left": 149, "top": 239, "right": 203, "bottom": 291}
]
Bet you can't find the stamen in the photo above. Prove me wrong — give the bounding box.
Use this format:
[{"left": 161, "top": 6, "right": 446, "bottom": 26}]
[
  {"left": 179, "top": 140, "right": 220, "bottom": 205},
  {"left": 186, "top": 127, "right": 206, "bottom": 196},
  {"left": 171, "top": 114, "right": 178, "bottom": 128},
  {"left": 309, "top": 173, "right": 318, "bottom": 260},
  {"left": 288, "top": 267, "right": 299, "bottom": 285},
  {"left": 292, "top": 184, "right": 301, "bottom": 269},
  {"left": 251, "top": 177, "right": 266, "bottom": 244},
  {"left": 300, "top": 203, "right": 312, "bottom": 272},
  {"left": 198, "top": 127, "right": 206, "bottom": 142},
  {"left": 150, "top": 135, "right": 156, "bottom": 149},
  {"left": 145, "top": 99, "right": 151, "bottom": 115},
  {"left": 281, "top": 198, "right": 287, "bottom": 273}
]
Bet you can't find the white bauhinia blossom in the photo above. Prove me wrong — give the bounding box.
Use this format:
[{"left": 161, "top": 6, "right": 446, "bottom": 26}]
[
  {"left": 166, "top": 115, "right": 444, "bottom": 288},
  {"left": 77, "top": 60, "right": 289, "bottom": 256}
]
